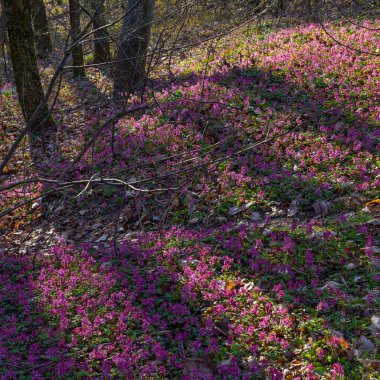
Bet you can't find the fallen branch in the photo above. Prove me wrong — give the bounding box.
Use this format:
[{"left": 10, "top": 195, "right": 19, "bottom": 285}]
[{"left": 0, "top": 126, "right": 294, "bottom": 219}]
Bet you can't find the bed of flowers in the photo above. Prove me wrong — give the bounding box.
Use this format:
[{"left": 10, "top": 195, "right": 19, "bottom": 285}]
[
  {"left": 0, "top": 19, "right": 379, "bottom": 379},
  {"left": 0, "top": 219, "right": 379, "bottom": 378}
]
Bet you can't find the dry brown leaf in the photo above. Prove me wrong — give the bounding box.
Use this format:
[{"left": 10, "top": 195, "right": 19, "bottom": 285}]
[
  {"left": 2, "top": 165, "right": 17, "bottom": 175},
  {"left": 290, "top": 359, "right": 302, "bottom": 368},
  {"left": 14, "top": 220, "right": 24, "bottom": 230},
  {"left": 366, "top": 199, "right": 380, "bottom": 206},
  {"left": 226, "top": 280, "right": 237, "bottom": 291},
  {"left": 363, "top": 199, "right": 380, "bottom": 216},
  {"left": 339, "top": 337, "right": 349, "bottom": 350},
  {"left": 289, "top": 315, "right": 297, "bottom": 327}
]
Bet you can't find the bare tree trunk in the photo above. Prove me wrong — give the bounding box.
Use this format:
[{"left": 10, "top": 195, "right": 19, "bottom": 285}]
[
  {"left": 0, "top": 1, "right": 10, "bottom": 72},
  {"left": 306, "top": 0, "right": 314, "bottom": 19},
  {"left": 0, "top": 1, "right": 8, "bottom": 48},
  {"left": 3, "top": 0, "right": 54, "bottom": 131},
  {"left": 113, "top": 0, "right": 154, "bottom": 97},
  {"left": 69, "top": 0, "right": 85, "bottom": 77},
  {"left": 91, "top": 0, "right": 110, "bottom": 63},
  {"left": 277, "top": 0, "right": 285, "bottom": 15},
  {"left": 31, "top": 0, "right": 52, "bottom": 57}
]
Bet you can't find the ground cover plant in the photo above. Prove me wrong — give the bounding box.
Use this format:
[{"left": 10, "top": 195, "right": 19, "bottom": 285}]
[{"left": 0, "top": 1, "right": 379, "bottom": 379}]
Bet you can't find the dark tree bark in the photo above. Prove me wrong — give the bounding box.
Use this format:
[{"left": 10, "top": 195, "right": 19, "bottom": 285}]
[
  {"left": 69, "top": 0, "right": 85, "bottom": 77},
  {"left": 3, "top": 0, "right": 54, "bottom": 131},
  {"left": 306, "top": 0, "right": 314, "bottom": 19},
  {"left": 0, "top": 1, "right": 8, "bottom": 48},
  {"left": 277, "top": 0, "right": 285, "bottom": 15},
  {"left": 0, "top": 1, "right": 11, "bottom": 80},
  {"left": 113, "top": 0, "right": 154, "bottom": 97},
  {"left": 91, "top": 0, "right": 110, "bottom": 63},
  {"left": 31, "top": 0, "right": 52, "bottom": 57}
]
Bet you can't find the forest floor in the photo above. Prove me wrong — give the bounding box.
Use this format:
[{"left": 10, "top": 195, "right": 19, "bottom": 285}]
[{"left": 0, "top": 18, "right": 379, "bottom": 379}]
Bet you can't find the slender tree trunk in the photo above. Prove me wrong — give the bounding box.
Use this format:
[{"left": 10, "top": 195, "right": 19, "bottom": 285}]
[
  {"left": 113, "top": 0, "right": 154, "bottom": 97},
  {"left": 91, "top": 0, "right": 110, "bottom": 63},
  {"left": 277, "top": 0, "right": 285, "bottom": 15},
  {"left": 0, "top": 1, "right": 11, "bottom": 80},
  {"left": 0, "top": 1, "right": 8, "bottom": 47},
  {"left": 306, "top": 0, "right": 314, "bottom": 19},
  {"left": 69, "top": 0, "right": 85, "bottom": 77},
  {"left": 3, "top": 0, "right": 54, "bottom": 131},
  {"left": 30, "top": 0, "right": 52, "bottom": 57}
]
